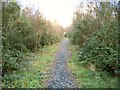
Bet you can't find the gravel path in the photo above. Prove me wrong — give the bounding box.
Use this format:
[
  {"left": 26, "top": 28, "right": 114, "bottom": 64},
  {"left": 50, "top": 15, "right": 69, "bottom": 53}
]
[{"left": 47, "top": 38, "right": 77, "bottom": 88}]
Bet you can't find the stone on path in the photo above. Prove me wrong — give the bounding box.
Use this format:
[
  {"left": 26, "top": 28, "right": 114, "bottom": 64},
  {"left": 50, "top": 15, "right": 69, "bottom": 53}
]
[{"left": 47, "top": 38, "right": 77, "bottom": 88}]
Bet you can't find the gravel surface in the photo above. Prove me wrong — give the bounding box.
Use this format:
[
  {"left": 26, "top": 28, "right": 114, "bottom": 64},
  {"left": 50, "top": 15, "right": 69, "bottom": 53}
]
[{"left": 47, "top": 38, "right": 77, "bottom": 88}]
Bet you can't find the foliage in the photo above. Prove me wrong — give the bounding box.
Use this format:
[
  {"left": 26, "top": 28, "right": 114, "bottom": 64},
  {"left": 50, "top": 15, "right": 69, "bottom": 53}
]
[
  {"left": 2, "top": 2, "right": 60, "bottom": 88},
  {"left": 68, "top": 2, "right": 119, "bottom": 76},
  {"left": 68, "top": 44, "right": 118, "bottom": 88},
  {"left": 2, "top": 42, "right": 59, "bottom": 88}
]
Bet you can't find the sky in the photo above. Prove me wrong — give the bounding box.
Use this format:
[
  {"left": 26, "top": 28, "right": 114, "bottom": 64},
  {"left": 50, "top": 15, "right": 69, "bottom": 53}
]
[{"left": 17, "top": 0, "right": 80, "bottom": 28}]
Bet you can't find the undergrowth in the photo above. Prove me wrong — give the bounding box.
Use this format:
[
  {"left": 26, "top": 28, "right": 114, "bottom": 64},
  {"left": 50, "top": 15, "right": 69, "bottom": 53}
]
[
  {"left": 68, "top": 44, "right": 118, "bottom": 88},
  {"left": 2, "top": 43, "right": 59, "bottom": 88}
]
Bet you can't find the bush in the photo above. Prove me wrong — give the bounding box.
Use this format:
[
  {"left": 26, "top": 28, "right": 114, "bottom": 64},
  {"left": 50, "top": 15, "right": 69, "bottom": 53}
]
[
  {"left": 2, "top": 2, "right": 60, "bottom": 87},
  {"left": 68, "top": 2, "right": 119, "bottom": 76}
]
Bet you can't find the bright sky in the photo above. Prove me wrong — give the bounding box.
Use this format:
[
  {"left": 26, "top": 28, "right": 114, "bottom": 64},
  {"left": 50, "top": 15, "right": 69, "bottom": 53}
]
[{"left": 18, "top": 0, "right": 80, "bottom": 28}]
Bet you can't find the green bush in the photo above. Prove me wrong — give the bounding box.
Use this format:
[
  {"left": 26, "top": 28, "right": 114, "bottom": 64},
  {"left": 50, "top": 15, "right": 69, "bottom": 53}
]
[
  {"left": 68, "top": 2, "right": 119, "bottom": 76},
  {"left": 2, "top": 2, "right": 60, "bottom": 87}
]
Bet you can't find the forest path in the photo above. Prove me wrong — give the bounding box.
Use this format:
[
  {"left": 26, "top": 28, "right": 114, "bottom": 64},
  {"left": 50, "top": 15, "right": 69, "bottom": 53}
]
[{"left": 47, "top": 38, "right": 77, "bottom": 88}]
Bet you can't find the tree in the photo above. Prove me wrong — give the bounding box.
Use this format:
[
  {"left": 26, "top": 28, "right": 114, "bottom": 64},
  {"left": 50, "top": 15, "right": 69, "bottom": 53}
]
[{"left": 68, "top": 2, "right": 119, "bottom": 76}]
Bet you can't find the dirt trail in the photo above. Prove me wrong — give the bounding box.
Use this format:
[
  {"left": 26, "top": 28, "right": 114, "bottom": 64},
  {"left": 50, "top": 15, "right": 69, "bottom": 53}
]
[{"left": 47, "top": 38, "right": 77, "bottom": 88}]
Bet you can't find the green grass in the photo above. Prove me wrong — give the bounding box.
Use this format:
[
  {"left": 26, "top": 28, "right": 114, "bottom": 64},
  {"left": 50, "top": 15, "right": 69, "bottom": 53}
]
[
  {"left": 68, "top": 44, "right": 118, "bottom": 88},
  {"left": 29, "top": 43, "right": 60, "bottom": 87},
  {"left": 2, "top": 43, "right": 59, "bottom": 88}
]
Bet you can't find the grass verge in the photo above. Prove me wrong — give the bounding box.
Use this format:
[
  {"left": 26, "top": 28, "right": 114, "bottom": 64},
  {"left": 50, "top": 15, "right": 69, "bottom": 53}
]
[
  {"left": 68, "top": 44, "right": 118, "bottom": 88},
  {"left": 30, "top": 43, "right": 60, "bottom": 88},
  {"left": 2, "top": 43, "right": 59, "bottom": 88}
]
